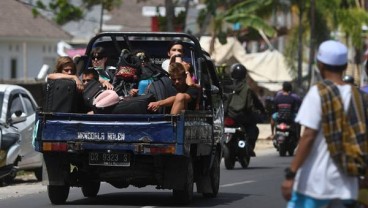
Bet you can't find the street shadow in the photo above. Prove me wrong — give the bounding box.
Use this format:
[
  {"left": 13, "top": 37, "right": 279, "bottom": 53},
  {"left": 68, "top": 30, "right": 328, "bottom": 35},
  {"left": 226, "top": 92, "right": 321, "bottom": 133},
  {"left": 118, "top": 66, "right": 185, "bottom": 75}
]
[
  {"left": 0, "top": 173, "right": 39, "bottom": 187},
  {"left": 67, "top": 191, "right": 250, "bottom": 207},
  {"left": 222, "top": 166, "right": 274, "bottom": 171}
]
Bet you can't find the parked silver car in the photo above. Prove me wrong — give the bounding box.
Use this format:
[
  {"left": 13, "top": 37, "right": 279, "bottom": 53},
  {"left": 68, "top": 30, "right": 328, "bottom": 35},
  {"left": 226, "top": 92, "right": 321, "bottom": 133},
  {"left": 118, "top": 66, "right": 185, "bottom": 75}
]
[{"left": 0, "top": 84, "right": 42, "bottom": 181}]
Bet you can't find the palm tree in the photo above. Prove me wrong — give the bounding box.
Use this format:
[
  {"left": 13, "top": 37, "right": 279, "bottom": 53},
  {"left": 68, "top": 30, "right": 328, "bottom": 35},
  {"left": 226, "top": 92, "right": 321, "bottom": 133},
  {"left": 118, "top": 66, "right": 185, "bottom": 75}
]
[
  {"left": 285, "top": 0, "right": 368, "bottom": 89},
  {"left": 198, "top": 0, "right": 278, "bottom": 54}
]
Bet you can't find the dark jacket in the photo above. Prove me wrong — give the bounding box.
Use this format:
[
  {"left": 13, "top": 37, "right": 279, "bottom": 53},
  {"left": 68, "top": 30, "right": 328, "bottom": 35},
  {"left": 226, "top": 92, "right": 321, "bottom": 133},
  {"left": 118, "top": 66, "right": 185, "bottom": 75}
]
[{"left": 227, "top": 81, "right": 264, "bottom": 126}]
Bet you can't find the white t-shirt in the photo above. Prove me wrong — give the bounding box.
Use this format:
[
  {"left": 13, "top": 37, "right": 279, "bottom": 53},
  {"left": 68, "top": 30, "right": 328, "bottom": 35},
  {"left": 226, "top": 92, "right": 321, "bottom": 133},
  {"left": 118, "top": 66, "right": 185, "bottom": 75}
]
[
  {"left": 161, "top": 59, "right": 170, "bottom": 72},
  {"left": 294, "top": 84, "right": 358, "bottom": 200}
]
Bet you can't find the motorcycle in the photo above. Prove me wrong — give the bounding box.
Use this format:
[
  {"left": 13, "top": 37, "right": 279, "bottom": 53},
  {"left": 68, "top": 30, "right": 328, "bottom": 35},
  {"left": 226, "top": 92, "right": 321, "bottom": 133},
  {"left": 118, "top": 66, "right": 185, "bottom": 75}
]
[
  {"left": 0, "top": 122, "right": 21, "bottom": 185},
  {"left": 222, "top": 116, "right": 251, "bottom": 169},
  {"left": 273, "top": 122, "right": 298, "bottom": 156}
]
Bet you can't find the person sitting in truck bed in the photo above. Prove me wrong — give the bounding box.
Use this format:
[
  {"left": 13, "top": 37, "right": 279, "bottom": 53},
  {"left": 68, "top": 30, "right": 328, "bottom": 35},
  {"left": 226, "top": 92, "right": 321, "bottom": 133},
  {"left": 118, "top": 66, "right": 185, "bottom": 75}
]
[
  {"left": 147, "top": 62, "right": 199, "bottom": 114},
  {"left": 90, "top": 47, "right": 114, "bottom": 90},
  {"left": 81, "top": 67, "right": 99, "bottom": 85},
  {"left": 162, "top": 40, "right": 197, "bottom": 87},
  {"left": 47, "top": 56, "right": 84, "bottom": 92}
]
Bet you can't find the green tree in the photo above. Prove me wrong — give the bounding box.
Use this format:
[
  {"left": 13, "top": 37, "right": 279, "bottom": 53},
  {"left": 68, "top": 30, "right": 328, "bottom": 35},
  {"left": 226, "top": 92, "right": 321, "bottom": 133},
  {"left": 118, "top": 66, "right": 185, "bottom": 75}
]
[
  {"left": 33, "top": 0, "right": 190, "bottom": 32},
  {"left": 33, "top": 0, "right": 122, "bottom": 25},
  {"left": 198, "top": 0, "right": 278, "bottom": 54},
  {"left": 284, "top": 0, "right": 368, "bottom": 88}
]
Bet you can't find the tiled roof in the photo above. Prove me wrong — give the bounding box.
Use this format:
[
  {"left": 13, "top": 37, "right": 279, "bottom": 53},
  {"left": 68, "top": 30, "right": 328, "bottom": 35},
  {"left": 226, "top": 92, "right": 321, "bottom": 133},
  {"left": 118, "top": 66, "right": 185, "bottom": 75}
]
[
  {"left": 106, "top": 0, "right": 163, "bottom": 32},
  {"left": 0, "top": 0, "right": 71, "bottom": 40}
]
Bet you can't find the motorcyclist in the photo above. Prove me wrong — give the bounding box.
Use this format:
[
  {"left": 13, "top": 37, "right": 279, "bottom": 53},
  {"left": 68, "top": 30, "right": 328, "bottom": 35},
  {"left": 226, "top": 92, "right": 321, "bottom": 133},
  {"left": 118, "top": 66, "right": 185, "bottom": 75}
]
[
  {"left": 226, "top": 63, "right": 265, "bottom": 156},
  {"left": 270, "top": 81, "right": 300, "bottom": 136}
]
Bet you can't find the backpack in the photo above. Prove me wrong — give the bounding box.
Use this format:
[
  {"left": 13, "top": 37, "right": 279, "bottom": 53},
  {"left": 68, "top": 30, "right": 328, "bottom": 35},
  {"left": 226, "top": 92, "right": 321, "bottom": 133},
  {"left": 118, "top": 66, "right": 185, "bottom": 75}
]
[{"left": 83, "top": 79, "right": 105, "bottom": 108}]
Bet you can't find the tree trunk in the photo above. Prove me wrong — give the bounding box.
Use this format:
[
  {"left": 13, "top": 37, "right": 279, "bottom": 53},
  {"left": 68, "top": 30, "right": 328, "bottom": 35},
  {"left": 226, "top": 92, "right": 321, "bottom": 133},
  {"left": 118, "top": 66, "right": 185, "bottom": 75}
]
[
  {"left": 165, "top": 0, "right": 174, "bottom": 31},
  {"left": 307, "top": 0, "right": 315, "bottom": 89},
  {"left": 297, "top": 1, "right": 305, "bottom": 88}
]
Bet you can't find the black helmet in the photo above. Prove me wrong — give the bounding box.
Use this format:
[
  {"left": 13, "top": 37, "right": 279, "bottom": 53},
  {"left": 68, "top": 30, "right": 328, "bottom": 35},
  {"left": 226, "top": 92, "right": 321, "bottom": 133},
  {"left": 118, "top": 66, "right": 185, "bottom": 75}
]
[
  {"left": 282, "top": 81, "right": 292, "bottom": 92},
  {"left": 230, "top": 63, "right": 247, "bottom": 80},
  {"left": 342, "top": 75, "right": 354, "bottom": 84}
]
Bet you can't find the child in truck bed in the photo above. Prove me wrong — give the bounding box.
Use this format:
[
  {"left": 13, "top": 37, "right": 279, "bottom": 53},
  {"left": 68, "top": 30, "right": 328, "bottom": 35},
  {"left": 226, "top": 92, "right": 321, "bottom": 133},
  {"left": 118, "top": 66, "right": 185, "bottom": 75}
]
[{"left": 147, "top": 62, "right": 199, "bottom": 114}]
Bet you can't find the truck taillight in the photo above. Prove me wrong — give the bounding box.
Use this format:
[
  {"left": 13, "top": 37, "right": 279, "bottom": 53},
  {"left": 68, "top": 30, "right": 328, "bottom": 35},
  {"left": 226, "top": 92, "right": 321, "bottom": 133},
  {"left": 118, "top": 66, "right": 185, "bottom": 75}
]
[
  {"left": 42, "top": 142, "right": 68, "bottom": 152},
  {"left": 145, "top": 145, "right": 176, "bottom": 154}
]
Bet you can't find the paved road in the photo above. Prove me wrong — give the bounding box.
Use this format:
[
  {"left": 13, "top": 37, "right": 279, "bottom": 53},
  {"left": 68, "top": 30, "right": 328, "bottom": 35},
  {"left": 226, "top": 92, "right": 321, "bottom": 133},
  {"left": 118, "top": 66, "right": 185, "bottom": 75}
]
[{"left": 0, "top": 143, "right": 293, "bottom": 208}]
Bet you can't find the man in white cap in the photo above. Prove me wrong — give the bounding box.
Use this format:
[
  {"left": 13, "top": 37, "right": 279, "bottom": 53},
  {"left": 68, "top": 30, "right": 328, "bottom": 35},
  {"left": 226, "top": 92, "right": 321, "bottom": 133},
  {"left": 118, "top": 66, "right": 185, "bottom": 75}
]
[{"left": 281, "top": 40, "right": 368, "bottom": 207}]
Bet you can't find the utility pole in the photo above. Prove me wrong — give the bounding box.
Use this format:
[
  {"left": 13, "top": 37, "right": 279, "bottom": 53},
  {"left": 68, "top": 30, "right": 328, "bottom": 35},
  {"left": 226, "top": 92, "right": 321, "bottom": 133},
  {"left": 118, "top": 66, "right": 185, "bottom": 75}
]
[
  {"left": 297, "top": 1, "right": 305, "bottom": 88},
  {"left": 308, "top": 0, "right": 315, "bottom": 89},
  {"left": 165, "top": 0, "right": 174, "bottom": 31},
  {"left": 99, "top": 3, "right": 104, "bottom": 33}
]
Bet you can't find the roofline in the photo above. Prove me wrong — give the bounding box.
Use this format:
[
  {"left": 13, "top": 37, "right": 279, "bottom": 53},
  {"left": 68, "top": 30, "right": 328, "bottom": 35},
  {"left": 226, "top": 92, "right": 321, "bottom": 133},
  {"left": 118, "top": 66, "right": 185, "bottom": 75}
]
[{"left": 0, "top": 36, "right": 71, "bottom": 43}]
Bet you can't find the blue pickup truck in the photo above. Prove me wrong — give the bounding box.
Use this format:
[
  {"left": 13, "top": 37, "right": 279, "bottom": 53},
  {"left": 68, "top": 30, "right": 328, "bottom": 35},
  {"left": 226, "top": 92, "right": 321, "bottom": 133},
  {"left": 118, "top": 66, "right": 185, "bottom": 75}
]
[{"left": 33, "top": 32, "right": 224, "bottom": 205}]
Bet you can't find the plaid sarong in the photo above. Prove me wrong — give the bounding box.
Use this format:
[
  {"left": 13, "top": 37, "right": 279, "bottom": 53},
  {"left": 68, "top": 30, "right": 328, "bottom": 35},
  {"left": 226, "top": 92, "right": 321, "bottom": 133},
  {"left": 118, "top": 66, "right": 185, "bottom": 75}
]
[{"left": 317, "top": 80, "right": 368, "bottom": 176}]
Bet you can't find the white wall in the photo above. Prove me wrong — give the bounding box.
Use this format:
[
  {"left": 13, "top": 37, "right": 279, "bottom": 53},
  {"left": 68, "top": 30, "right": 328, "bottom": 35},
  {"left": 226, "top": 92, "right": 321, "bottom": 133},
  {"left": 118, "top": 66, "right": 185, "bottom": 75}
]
[{"left": 0, "top": 40, "right": 59, "bottom": 80}]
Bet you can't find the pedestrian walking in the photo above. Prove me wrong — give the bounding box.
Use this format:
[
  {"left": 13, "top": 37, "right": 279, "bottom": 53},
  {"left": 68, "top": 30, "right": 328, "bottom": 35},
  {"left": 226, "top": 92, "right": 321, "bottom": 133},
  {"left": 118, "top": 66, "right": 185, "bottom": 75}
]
[{"left": 281, "top": 40, "right": 368, "bottom": 208}]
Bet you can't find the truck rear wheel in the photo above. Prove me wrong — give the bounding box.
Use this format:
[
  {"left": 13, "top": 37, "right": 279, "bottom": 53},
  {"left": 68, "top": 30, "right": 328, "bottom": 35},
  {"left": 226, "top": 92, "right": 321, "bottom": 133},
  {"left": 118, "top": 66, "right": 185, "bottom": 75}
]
[
  {"left": 47, "top": 185, "right": 69, "bottom": 204},
  {"left": 203, "top": 152, "right": 220, "bottom": 198},
  {"left": 173, "top": 159, "right": 193, "bottom": 204},
  {"left": 82, "top": 181, "right": 100, "bottom": 197}
]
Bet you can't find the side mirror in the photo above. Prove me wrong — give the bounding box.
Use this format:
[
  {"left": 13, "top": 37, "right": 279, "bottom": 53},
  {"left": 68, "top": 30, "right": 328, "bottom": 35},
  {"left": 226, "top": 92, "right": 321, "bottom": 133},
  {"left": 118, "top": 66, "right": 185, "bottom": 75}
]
[{"left": 9, "top": 110, "right": 26, "bottom": 124}]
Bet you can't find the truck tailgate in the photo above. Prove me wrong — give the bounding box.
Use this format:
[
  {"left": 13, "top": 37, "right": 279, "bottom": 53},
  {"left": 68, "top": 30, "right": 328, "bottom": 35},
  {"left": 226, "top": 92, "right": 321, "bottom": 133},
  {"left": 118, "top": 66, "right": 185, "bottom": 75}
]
[{"left": 35, "top": 113, "right": 178, "bottom": 144}]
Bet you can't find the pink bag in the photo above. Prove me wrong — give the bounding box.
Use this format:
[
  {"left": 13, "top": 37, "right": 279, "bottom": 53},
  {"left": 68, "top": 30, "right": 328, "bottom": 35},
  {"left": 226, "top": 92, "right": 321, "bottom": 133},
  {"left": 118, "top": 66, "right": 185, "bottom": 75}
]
[{"left": 93, "top": 90, "right": 120, "bottom": 108}]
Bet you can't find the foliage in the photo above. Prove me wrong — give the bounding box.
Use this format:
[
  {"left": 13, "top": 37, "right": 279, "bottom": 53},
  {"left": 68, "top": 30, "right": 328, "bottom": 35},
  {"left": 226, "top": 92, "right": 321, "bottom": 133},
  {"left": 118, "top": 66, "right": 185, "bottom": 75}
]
[
  {"left": 224, "top": 0, "right": 276, "bottom": 36},
  {"left": 82, "top": 0, "right": 122, "bottom": 11},
  {"left": 314, "top": 0, "right": 368, "bottom": 47},
  {"left": 284, "top": 0, "right": 368, "bottom": 75},
  {"left": 32, "top": 0, "right": 122, "bottom": 25},
  {"left": 199, "top": 0, "right": 277, "bottom": 47}
]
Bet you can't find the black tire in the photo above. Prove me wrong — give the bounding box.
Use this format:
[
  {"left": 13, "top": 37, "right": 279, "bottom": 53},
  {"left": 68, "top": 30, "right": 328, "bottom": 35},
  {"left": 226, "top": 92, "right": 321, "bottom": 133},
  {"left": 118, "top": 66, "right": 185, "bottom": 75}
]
[
  {"left": 239, "top": 154, "right": 250, "bottom": 168},
  {"left": 223, "top": 146, "right": 235, "bottom": 170},
  {"left": 34, "top": 168, "right": 42, "bottom": 181},
  {"left": 173, "top": 158, "right": 194, "bottom": 204},
  {"left": 287, "top": 135, "right": 297, "bottom": 156},
  {"left": 47, "top": 185, "right": 69, "bottom": 205},
  {"left": 203, "top": 153, "right": 220, "bottom": 198},
  {"left": 81, "top": 181, "right": 100, "bottom": 197},
  {"left": 287, "top": 141, "right": 295, "bottom": 156},
  {"left": 3, "top": 169, "right": 17, "bottom": 184},
  {"left": 279, "top": 143, "right": 287, "bottom": 157}
]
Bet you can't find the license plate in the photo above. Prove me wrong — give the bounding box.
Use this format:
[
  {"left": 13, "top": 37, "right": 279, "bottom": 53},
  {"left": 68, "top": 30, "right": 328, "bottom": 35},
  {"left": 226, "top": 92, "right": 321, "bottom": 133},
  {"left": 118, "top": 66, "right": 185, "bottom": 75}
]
[
  {"left": 276, "top": 131, "right": 289, "bottom": 136},
  {"left": 224, "top": 127, "right": 236, "bottom": 133},
  {"left": 89, "top": 152, "right": 130, "bottom": 167}
]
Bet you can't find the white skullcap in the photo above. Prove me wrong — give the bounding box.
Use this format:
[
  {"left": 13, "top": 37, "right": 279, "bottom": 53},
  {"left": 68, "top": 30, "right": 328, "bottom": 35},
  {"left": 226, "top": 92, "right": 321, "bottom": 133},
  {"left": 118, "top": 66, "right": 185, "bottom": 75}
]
[{"left": 317, "top": 40, "right": 348, "bottom": 66}]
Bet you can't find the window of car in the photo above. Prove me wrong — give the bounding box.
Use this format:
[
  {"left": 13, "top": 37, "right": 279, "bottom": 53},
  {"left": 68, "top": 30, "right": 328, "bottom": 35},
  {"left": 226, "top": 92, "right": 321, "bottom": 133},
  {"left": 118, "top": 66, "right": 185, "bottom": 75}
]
[
  {"left": 21, "top": 94, "right": 35, "bottom": 115},
  {"left": 7, "top": 94, "right": 25, "bottom": 119}
]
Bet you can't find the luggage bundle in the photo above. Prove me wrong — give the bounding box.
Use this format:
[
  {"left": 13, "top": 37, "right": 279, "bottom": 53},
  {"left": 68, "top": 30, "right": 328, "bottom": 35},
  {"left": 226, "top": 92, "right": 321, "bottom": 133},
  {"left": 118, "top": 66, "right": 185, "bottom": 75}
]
[
  {"left": 92, "top": 91, "right": 155, "bottom": 114},
  {"left": 111, "top": 49, "right": 176, "bottom": 114},
  {"left": 42, "top": 79, "right": 83, "bottom": 113}
]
